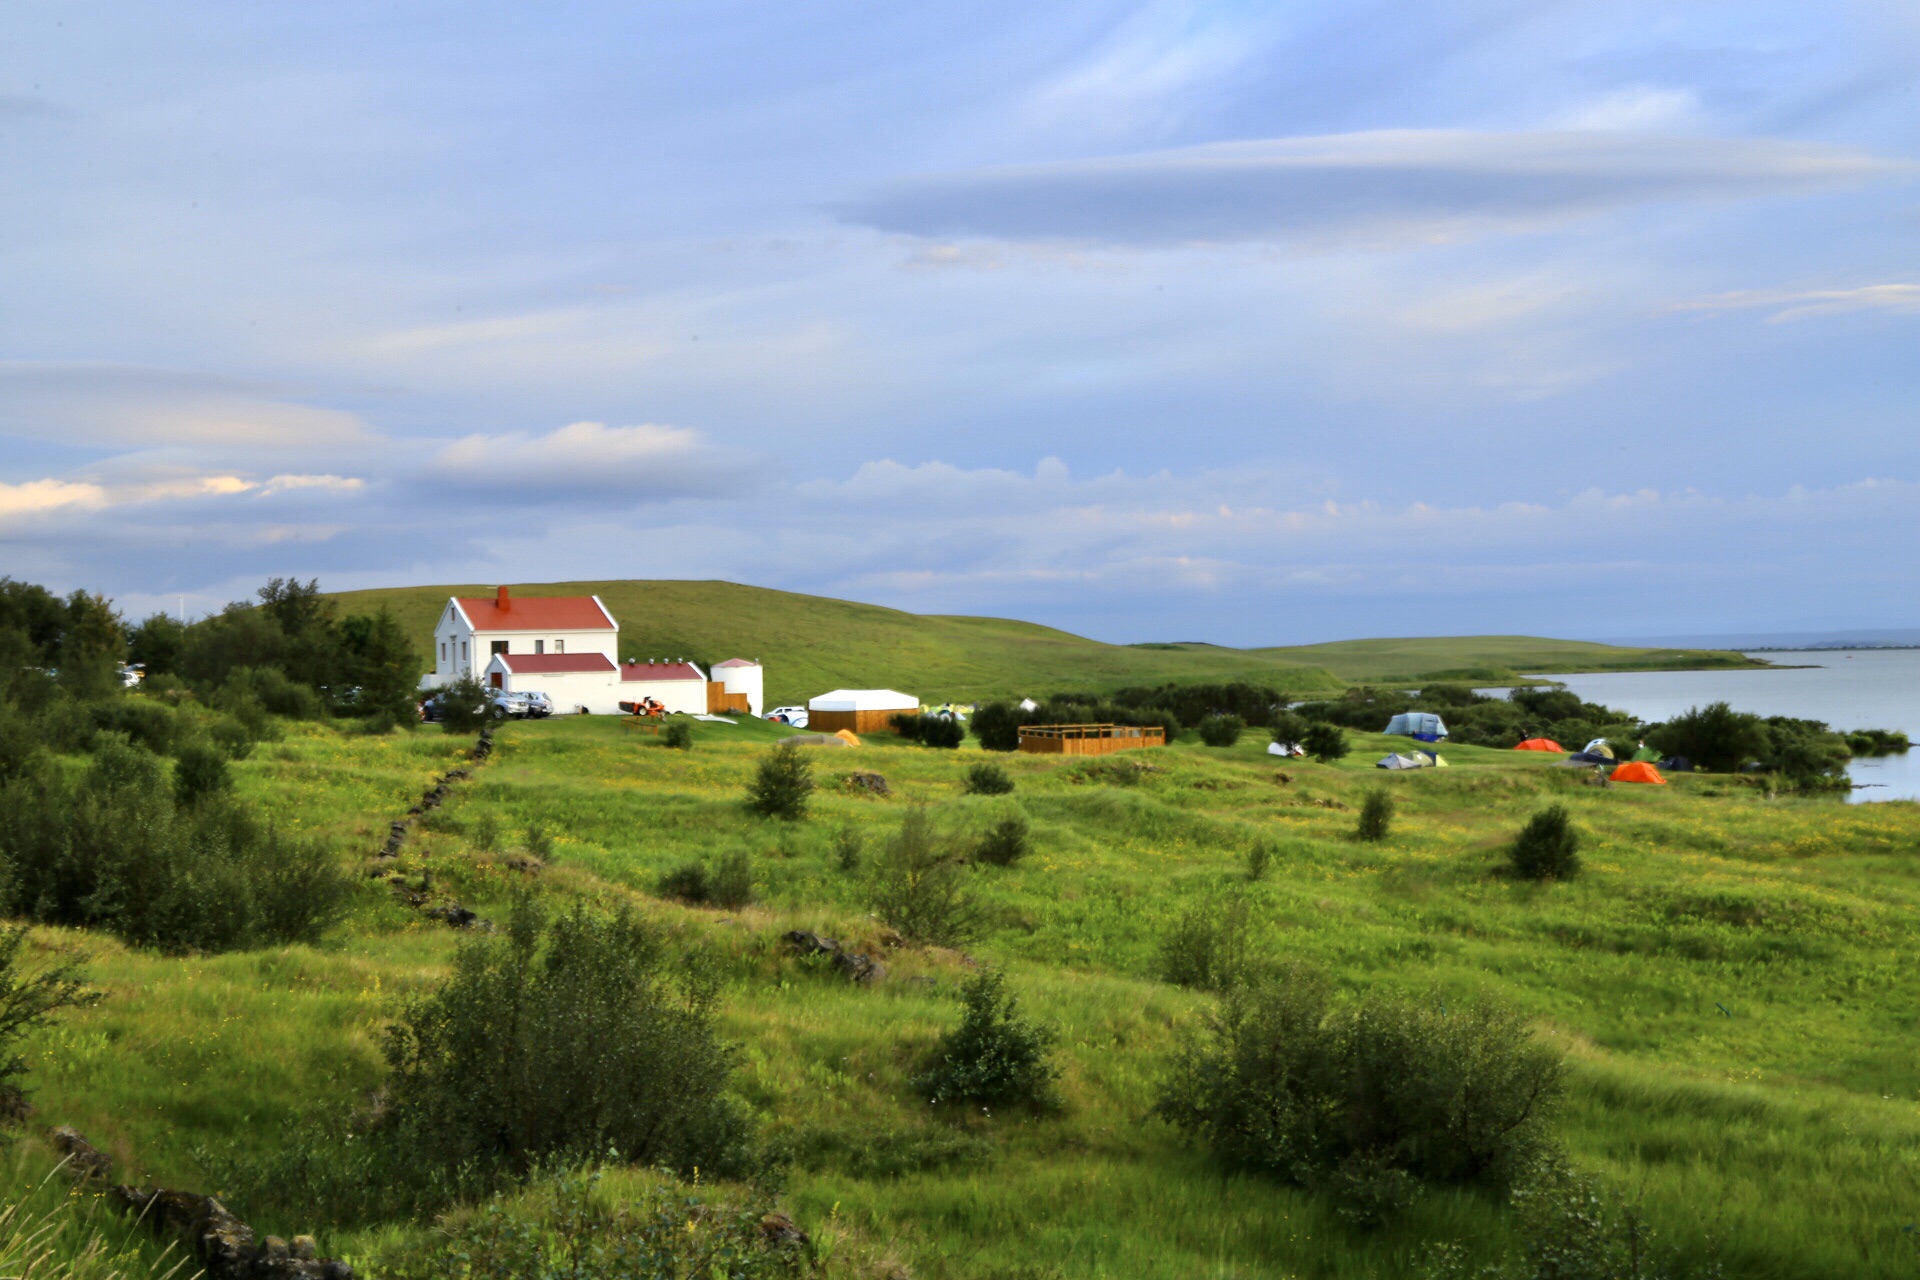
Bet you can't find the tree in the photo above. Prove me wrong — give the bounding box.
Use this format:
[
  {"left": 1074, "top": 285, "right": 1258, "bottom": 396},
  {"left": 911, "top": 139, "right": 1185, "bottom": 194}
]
[
  {"left": 745, "top": 739, "right": 812, "bottom": 820},
  {"left": 339, "top": 607, "right": 422, "bottom": 722},
  {"left": 1269, "top": 710, "right": 1310, "bottom": 748},
  {"left": 56, "top": 591, "right": 125, "bottom": 699},
  {"left": 1303, "top": 723, "right": 1349, "bottom": 763},
  {"left": 970, "top": 702, "right": 1022, "bottom": 752},
  {"left": 1645, "top": 702, "right": 1770, "bottom": 773},
  {"left": 1198, "top": 714, "right": 1245, "bottom": 747},
  {"left": 912, "top": 970, "right": 1058, "bottom": 1109},
  {"left": 1510, "top": 805, "right": 1580, "bottom": 880},
  {"left": 1356, "top": 790, "right": 1393, "bottom": 841},
  {"left": 870, "top": 804, "right": 975, "bottom": 944},
  {"left": 127, "top": 612, "right": 187, "bottom": 677},
  {"left": 0, "top": 926, "right": 97, "bottom": 1121},
  {"left": 436, "top": 674, "right": 494, "bottom": 734}
]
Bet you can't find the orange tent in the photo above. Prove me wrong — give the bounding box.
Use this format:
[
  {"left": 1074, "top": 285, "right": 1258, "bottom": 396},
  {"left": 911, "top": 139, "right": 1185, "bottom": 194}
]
[
  {"left": 1514, "top": 738, "right": 1565, "bottom": 752},
  {"left": 1609, "top": 761, "right": 1666, "bottom": 784}
]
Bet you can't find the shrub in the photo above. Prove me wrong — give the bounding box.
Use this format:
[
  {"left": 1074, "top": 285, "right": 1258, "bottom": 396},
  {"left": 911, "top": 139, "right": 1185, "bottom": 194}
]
[
  {"left": 204, "top": 713, "right": 256, "bottom": 760},
  {"left": 1644, "top": 702, "right": 1769, "bottom": 773},
  {"left": 1157, "top": 897, "right": 1251, "bottom": 991},
  {"left": 377, "top": 1169, "right": 805, "bottom": 1280},
  {"left": 914, "top": 715, "right": 965, "bottom": 749},
  {"left": 0, "top": 926, "right": 96, "bottom": 1120},
  {"left": 220, "top": 666, "right": 326, "bottom": 720},
  {"left": 1357, "top": 789, "right": 1394, "bottom": 841},
  {"left": 830, "top": 826, "right": 863, "bottom": 872},
  {"left": 1198, "top": 714, "right": 1245, "bottom": 747},
  {"left": 746, "top": 740, "right": 813, "bottom": 821},
  {"left": 434, "top": 675, "right": 494, "bottom": 735},
  {"left": 524, "top": 823, "right": 554, "bottom": 861},
  {"left": 1156, "top": 971, "right": 1562, "bottom": 1206},
  {"left": 869, "top": 804, "right": 975, "bottom": 945},
  {"left": 1269, "top": 710, "right": 1309, "bottom": 748},
  {"left": 657, "top": 862, "right": 711, "bottom": 903},
  {"left": 1510, "top": 805, "right": 1581, "bottom": 881},
  {"left": 974, "top": 813, "right": 1031, "bottom": 867},
  {"left": 962, "top": 761, "right": 1014, "bottom": 795},
  {"left": 912, "top": 970, "right": 1058, "bottom": 1109},
  {"left": 710, "top": 850, "right": 753, "bottom": 910},
  {"left": 172, "top": 741, "right": 233, "bottom": 807},
  {"left": 383, "top": 898, "right": 749, "bottom": 1181},
  {"left": 1245, "top": 841, "right": 1271, "bottom": 882},
  {"left": 970, "top": 702, "right": 1021, "bottom": 752},
  {"left": 0, "top": 738, "right": 351, "bottom": 952},
  {"left": 89, "top": 697, "right": 180, "bottom": 755},
  {"left": 1302, "top": 723, "right": 1349, "bottom": 763},
  {"left": 470, "top": 809, "right": 501, "bottom": 853},
  {"left": 662, "top": 720, "right": 692, "bottom": 750}
]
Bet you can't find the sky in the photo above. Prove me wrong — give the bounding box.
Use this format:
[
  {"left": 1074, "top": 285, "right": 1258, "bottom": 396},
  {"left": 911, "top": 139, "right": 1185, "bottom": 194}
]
[{"left": 3, "top": 1, "right": 1918, "bottom": 645}]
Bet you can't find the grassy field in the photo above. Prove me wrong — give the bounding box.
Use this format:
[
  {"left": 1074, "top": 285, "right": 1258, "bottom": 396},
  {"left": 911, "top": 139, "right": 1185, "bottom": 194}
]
[
  {"left": 15, "top": 713, "right": 1920, "bottom": 1278},
  {"left": 324, "top": 579, "right": 1762, "bottom": 704}
]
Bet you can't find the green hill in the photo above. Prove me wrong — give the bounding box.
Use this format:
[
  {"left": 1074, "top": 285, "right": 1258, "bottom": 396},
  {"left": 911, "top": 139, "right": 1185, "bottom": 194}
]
[{"left": 327, "top": 579, "right": 1762, "bottom": 704}]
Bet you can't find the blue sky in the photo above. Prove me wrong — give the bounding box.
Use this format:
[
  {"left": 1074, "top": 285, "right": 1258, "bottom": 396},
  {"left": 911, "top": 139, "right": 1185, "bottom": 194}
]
[{"left": 3, "top": 1, "right": 1917, "bottom": 643}]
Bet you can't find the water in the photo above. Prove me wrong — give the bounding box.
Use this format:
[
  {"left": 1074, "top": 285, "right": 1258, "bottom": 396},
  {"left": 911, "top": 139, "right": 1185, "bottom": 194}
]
[{"left": 1539, "top": 650, "right": 1920, "bottom": 803}]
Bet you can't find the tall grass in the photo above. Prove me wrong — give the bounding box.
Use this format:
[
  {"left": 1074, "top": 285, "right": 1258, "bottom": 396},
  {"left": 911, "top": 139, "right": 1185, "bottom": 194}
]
[{"left": 0, "top": 1152, "right": 194, "bottom": 1280}]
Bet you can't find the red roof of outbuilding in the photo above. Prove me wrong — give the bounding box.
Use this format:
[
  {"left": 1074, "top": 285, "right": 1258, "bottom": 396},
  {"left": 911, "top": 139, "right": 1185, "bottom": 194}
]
[
  {"left": 494, "top": 653, "right": 617, "bottom": 674},
  {"left": 620, "top": 662, "right": 705, "bottom": 682},
  {"left": 453, "top": 594, "right": 615, "bottom": 633},
  {"left": 713, "top": 658, "right": 759, "bottom": 668}
]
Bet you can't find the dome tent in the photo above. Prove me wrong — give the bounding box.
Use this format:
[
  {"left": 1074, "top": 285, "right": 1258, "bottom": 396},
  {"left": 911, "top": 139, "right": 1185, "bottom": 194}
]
[
  {"left": 1610, "top": 761, "right": 1666, "bottom": 784},
  {"left": 1514, "top": 738, "right": 1565, "bottom": 752},
  {"left": 1384, "top": 712, "right": 1448, "bottom": 742},
  {"left": 1376, "top": 752, "right": 1429, "bottom": 770}
]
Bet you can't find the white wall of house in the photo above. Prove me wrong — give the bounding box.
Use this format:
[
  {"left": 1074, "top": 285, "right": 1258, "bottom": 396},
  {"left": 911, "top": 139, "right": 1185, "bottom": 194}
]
[
  {"left": 483, "top": 657, "right": 627, "bottom": 715},
  {"left": 619, "top": 676, "right": 707, "bottom": 715}
]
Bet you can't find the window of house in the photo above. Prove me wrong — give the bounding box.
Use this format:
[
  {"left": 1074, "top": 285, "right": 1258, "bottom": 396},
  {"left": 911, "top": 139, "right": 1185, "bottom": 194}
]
[
  {"left": 440, "top": 641, "right": 447, "bottom": 665},
  {"left": 535, "top": 640, "right": 545, "bottom": 655},
  {"left": 555, "top": 639, "right": 564, "bottom": 654},
  {"left": 491, "top": 640, "right": 508, "bottom": 656},
  {"left": 461, "top": 641, "right": 468, "bottom": 662}
]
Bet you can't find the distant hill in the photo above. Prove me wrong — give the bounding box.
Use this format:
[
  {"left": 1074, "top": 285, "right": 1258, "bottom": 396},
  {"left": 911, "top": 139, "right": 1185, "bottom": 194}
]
[{"left": 326, "top": 579, "right": 1762, "bottom": 704}]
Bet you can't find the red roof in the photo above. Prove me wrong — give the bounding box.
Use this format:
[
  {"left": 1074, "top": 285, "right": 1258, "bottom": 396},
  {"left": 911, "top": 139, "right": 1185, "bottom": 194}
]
[
  {"left": 620, "top": 662, "right": 705, "bottom": 682},
  {"left": 713, "top": 658, "right": 759, "bottom": 668},
  {"left": 454, "top": 594, "right": 615, "bottom": 633},
  {"left": 494, "top": 653, "right": 617, "bottom": 675}
]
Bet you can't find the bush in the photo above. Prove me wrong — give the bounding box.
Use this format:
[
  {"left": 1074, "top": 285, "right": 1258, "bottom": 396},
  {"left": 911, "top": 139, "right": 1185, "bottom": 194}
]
[
  {"left": 869, "top": 805, "right": 975, "bottom": 945},
  {"left": 1156, "top": 971, "right": 1562, "bottom": 1207},
  {"left": 1157, "top": 897, "right": 1251, "bottom": 991},
  {"left": 1357, "top": 789, "right": 1394, "bottom": 841},
  {"left": 657, "top": 862, "right": 711, "bottom": 903},
  {"left": 434, "top": 675, "right": 494, "bottom": 735},
  {"left": 383, "top": 898, "right": 750, "bottom": 1181},
  {"left": 746, "top": 740, "right": 813, "bottom": 821},
  {"left": 172, "top": 741, "right": 233, "bottom": 807},
  {"left": 710, "top": 849, "right": 753, "bottom": 909},
  {"left": 1644, "top": 702, "right": 1769, "bottom": 773},
  {"left": 962, "top": 761, "right": 1014, "bottom": 795},
  {"left": 969, "top": 702, "right": 1021, "bottom": 752},
  {"left": 1269, "top": 710, "right": 1309, "bottom": 748},
  {"left": 220, "top": 666, "right": 326, "bottom": 720},
  {"left": 893, "top": 713, "right": 963, "bottom": 749},
  {"left": 912, "top": 970, "right": 1058, "bottom": 1109},
  {"left": 470, "top": 809, "right": 501, "bottom": 853},
  {"left": 205, "top": 713, "right": 256, "bottom": 760},
  {"left": 974, "top": 813, "right": 1031, "bottom": 867},
  {"left": 830, "top": 826, "right": 863, "bottom": 872},
  {"left": 662, "top": 720, "right": 692, "bottom": 750},
  {"left": 1245, "top": 841, "right": 1271, "bottom": 882},
  {"left": 1302, "top": 723, "right": 1348, "bottom": 763},
  {"left": 1510, "top": 805, "right": 1581, "bottom": 881},
  {"left": 524, "top": 823, "right": 554, "bottom": 861},
  {"left": 1198, "top": 714, "right": 1245, "bottom": 747},
  {"left": 0, "top": 738, "right": 352, "bottom": 952},
  {"left": 377, "top": 1170, "right": 805, "bottom": 1280},
  {"left": 0, "top": 925, "right": 96, "bottom": 1120}
]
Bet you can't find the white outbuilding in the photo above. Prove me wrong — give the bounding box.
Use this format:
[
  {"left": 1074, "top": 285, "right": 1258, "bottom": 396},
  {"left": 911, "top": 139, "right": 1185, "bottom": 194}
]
[
  {"left": 806, "top": 688, "right": 919, "bottom": 734},
  {"left": 618, "top": 661, "right": 710, "bottom": 715},
  {"left": 710, "top": 658, "right": 764, "bottom": 717},
  {"left": 484, "top": 652, "right": 624, "bottom": 714}
]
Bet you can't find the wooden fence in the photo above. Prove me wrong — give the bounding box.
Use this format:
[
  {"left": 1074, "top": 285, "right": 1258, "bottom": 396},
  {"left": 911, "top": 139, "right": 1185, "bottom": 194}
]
[{"left": 1017, "top": 723, "right": 1166, "bottom": 756}]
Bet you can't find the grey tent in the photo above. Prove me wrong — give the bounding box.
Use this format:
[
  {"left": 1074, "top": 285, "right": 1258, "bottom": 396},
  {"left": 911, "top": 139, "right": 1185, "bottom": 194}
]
[
  {"left": 1375, "top": 752, "right": 1429, "bottom": 770},
  {"left": 1384, "top": 712, "right": 1448, "bottom": 741}
]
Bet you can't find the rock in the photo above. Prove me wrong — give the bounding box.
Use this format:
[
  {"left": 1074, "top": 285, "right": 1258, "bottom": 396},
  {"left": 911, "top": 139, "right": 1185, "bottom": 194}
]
[
  {"left": 425, "top": 903, "right": 480, "bottom": 928},
  {"left": 51, "top": 1125, "right": 113, "bottom": 1180},
  {"left": 1272, "top": 771, "right": 1292, "bottom": 785},
  {"left": 504, "top": 854, "right": 544, "bottom": 874},
  {"left": 844, "top": 771, "right": 891, "bottom": 796},
  {"left": 759, "top": 1211, "right": 810, "bottom": 1249},
  {"left": 783, "top": 930, "right": 883, "bottom": 984}
]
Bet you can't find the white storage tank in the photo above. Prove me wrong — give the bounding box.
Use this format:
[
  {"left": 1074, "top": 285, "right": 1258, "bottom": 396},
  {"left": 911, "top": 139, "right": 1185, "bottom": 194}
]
[{"left": 711, "top": 658, "right": 764, "bottom": 717}]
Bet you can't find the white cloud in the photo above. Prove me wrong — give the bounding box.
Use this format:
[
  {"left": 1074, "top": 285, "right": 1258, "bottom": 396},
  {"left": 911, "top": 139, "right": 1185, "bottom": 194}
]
[
  {"left": 0, "top": 479, "right": 106, "bottom": 523},
  {"left": 1551, "top": 87, "right": 1705, "bottom": 132},
  {"left": 423, "top": 421, "right": 755, "bottom": 502},
  {"left": 840, "top": 130, "right": 1913, "bottom": 247},
  {"left": 0, "top": 363, "right": 371, "bottom": 449},
  {"left": 1672, "top": 282, "right": 1920, "bottom": 321}
]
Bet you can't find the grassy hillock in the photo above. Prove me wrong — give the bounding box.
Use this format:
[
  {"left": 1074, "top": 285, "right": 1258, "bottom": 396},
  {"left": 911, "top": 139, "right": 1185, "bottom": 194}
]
[
  {"left": 17, "top": 715, "right": 1919, "bottom": 1277},
  {"left": 327, "top": 579, "right": 1762, "bottom": 703}
]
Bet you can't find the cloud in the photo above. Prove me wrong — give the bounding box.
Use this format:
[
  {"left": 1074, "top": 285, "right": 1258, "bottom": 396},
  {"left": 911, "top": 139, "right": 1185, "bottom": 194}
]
[
  {"left": 839, "top": 130, "right": 1913, "bottom": 247},
  {"left": 1672, "top": 282, "right": 1920, "bottom": 322},
  {"left": 0, "top": 479, "right": 106, "bottom": 523},
  {"left": 0, "top": 468, "right": 366, "bottom": 530},
  {"left": 422, "top": 421, "right": 756, "bottom": 503},
  {"left": 0, "top": 363, "right": 371, "bottom": 449}
]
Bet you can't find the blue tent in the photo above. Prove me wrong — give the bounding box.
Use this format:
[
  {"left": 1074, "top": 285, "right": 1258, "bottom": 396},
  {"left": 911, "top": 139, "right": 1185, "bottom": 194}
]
[{"left": 1384, "top": 712, "right": 1448, "bottom": 742}]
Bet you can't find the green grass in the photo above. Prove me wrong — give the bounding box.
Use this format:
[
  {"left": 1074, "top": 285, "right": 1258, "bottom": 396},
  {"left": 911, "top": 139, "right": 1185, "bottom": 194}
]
[
  {"left": 15, "top": 713, "right": 1920, "bottom": 1278},
  {"left": 325, "top": 579, "right": 1762, "bottom": 704}
]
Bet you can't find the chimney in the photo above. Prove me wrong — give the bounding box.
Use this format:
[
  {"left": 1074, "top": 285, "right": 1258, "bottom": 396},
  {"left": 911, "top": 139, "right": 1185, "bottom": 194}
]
[{"left": 496, "top": 585, "right": 510, "bottom": 611}]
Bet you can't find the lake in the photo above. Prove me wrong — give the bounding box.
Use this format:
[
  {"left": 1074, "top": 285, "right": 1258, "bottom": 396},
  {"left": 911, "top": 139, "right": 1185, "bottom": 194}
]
[{"left": 1541, "top": 650, "right": 1920, "bottom": 804}]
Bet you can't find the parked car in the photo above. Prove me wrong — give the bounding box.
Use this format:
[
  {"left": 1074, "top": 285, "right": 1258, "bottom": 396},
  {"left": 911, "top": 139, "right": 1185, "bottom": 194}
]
[
  {"left": 765, "top": 705, "right": 809, "bottom": 728},
  {"left": 493, "top": 690, "right": 554, "bottom": 719}
]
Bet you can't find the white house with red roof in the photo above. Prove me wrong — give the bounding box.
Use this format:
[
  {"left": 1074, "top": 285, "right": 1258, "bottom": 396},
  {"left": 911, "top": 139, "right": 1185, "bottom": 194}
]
[{"left": 427, "top": 586, "right": 619, "bottom": 687}]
